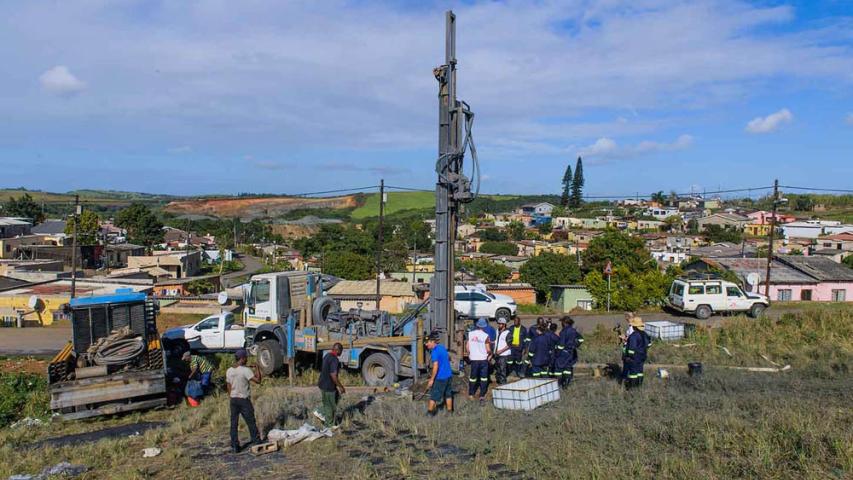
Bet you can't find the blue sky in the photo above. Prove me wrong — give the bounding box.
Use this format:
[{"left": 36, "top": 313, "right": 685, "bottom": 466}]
[{"left": 1, "top": 0, "right": 851, "bottom": 197}]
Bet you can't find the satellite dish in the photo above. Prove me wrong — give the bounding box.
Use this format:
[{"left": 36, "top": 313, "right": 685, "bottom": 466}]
[
  {"left": 217, "top": 291, "right": 229, "bottom": 305},
  {"left": 28, "top": 295, "right": 44, "bottom": 312},
  {"left": 747, "top": 273, "right": 761, "bottom": 286}
]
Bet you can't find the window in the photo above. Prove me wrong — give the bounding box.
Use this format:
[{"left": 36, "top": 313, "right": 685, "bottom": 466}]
[
  {"left": 706, "top": 284, "right": 722, "bottom": 295},
  {"left": 688, "top": 285, "right": 705, "bottom": 295},
  {"left": 471, "top": 293, "right": 490, "bottom": 302},
  {"left": 224, "top": 314, "right": 235, "bottom": 329},
  {"left": 196, "top": 317, "right": 219, "bottom": 330},
  {"left": 831, "top": 289, "right": 847, "bottom": 302},
  {"left": 577, "top": 299, "right": 593, "bottom": 310},
  {"left": 777, "top": 289, "right": 792, "bottom": 301},
  {"left": 726, "top": 287, "right": 743, "bottom": 297},
  {"left": 671, "top": 283, "right": 685, "bottom": 296},
  {"left": 454, "top": 292, "right": 471, "bottom": 302},
  {"left": 800, "top": 289, "right": 812, "bottom": 301},
  {"left": 251, "top": 280, "right": 270, "bottom": 304}
]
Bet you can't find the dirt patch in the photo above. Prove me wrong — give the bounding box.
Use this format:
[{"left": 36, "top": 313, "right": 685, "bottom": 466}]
[
  {"left": 0, "top": 357, "right": 49, "bottom": 375},
  {"left": 165, "top": 195, "right": 358, "bottom": 220},
  {"left": 29, "top": 422, "right": 167, "bottom": 450}
]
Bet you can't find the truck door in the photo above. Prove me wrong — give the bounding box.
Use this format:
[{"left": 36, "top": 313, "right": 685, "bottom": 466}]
[
  {"left": 195, "top": 316, "right": 223, "bottom": 349},
  {"left": 248, "top": 279, "right": 273, "bottom": 322},
  {"left": 705, "top": 282, "right": 724, "bottom": 309},
  {"left": 222, "top": 313, "right": 244, "bottom": 349},
  {"left": 470, "top": 292, "right": 493, "bottom": 318},
  {"left": 454, "top": 291, "right": 474, "bottom": 317},
  {"left": 726, "top": 286, "right": 750, "bottom": 311}
]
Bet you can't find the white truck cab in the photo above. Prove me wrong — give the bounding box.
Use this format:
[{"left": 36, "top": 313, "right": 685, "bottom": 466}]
[
  {"left": 163, "top": 312, "right": 245, "bottom": 352},
  {"left": 454, "top": 285, "right": 516, "bottom": 321},
  {"left": 668, "top": 278, "right": 768, "bottom": 319}
]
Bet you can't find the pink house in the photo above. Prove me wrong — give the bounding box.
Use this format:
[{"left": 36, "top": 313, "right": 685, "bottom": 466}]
[
  {"left": 746, "top": 210, "right": 797, "bottom": 225},
  {"left": 689, "top": 255, "right": 853, "bottom": 302}
]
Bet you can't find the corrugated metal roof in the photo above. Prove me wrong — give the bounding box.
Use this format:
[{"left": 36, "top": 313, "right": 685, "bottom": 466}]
[
  {"left": 706, "top": 257, "right": 816, "bottom": 284},
  {"left": 328, "top": 280, "right": 414, "bottom": 297},
  {"left": 776, "top": 255, "right": 853, "bottom": 282},
  {"left": 0, "top": 217, "right": 32, "bottom": 226}
]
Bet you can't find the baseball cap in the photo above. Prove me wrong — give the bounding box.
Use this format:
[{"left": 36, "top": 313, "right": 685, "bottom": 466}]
[{"left": 497, "top": 318, "right": 507, "bottom": 325}]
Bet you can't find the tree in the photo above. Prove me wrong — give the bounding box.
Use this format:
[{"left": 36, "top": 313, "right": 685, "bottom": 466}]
[
  {"left": 560, "top": 164, "right": 573, "bottom": 207},
  {"left": 843, "top": 255, "right": 853, "bottom": 269},
  {"left": 461, "top": 259, "right": 512, "bottom": 283},
  {"left": 479, "top": 228, "right": 508, "bottom": 242},
  {"left": 507, "top": 221, "right": 526, "bottom": 241},
  {"left": 569, "top": 157, "right": 584, "bottom": 208},
  {"left": 323, "top": 251, "right": 374, "bottom": 280},
  {"left": 538, "top": 221, "right": 553, "bottom": 235},
  {"left": 115, "top": 203, "right": 164, "bottom": 248},
  {"left": 686, "top": 218, "right": 699, "bottom": 234},
  {"left": 64, "top": 210, "right": 100, "bottom": 245},
  {"left": 551, "top": 206, "right": 567, "bottom": 218},
  {"left": 662, "top": 215, "right": 684, "bottom": 233},
  {"left": 581, "top": 230, "right": 655, "bottom": 276},
  {"left": 185, "top": 279, "right": 216, "bottom": 296},
  {"left": 703, "top": 224, "right": 743, "bottom": 243},
  {"left": 519, "top": 252, "right": 582, "bottom": 302},
  {"left": 584, "top": 266, "right": 672, "bottom": 311},
  {"left": 3, "top": 194, "right": 45, "bottom": 224},
  {"left": 479, "top": 241, "right": 518, "bottom": 256},
  {"left": 651, "top": 191, "right": 666, "bottom": 204}
]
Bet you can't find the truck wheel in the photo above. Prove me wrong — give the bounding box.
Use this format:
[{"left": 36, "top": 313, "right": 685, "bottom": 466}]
[
  {"left": 256, "top": 340, "right": 283, "bottom": 376},
  {"left": 695, "top": 305, "right": 712, "bottom": 320},
  {"left": 495, "top": 308, "right": 511, "bottom": 323},
  {"left": 361, "top": 352, "right": 397, "bottom": 386},
  {"left": 313, "top": 296, "right": 339, "bottom": 323},
  {"left": 749, "top": 304, "right": 766, "bottom": 318}
]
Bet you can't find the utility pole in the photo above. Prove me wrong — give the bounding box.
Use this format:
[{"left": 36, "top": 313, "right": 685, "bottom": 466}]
[
  {"left": 375, "top": 179, "right": 385, "bottom": 309},
  {"left": 70, "top": 195, "right": 80, "bottom": 299},
  {"left": 764, "top": 179, "right": 779, "bottom": 299},
  {"left": 431, "top": 10, "right": 475, "bottom": 352},
  {"left": 185, "top": 218, "right": 191, "bottom": 279}
]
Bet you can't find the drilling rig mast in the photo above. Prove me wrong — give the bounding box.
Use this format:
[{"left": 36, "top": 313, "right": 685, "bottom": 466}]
[{"left": 430, "top": 10, "right": 478, "bottom": 356}]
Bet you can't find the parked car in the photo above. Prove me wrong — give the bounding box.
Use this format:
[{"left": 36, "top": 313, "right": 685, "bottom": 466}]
[
  {"left": 667, "top": 278, "right": 768, "bottom": 319},
  {"left": 454, "top": 285, "right": 516, "bottom": 321}
]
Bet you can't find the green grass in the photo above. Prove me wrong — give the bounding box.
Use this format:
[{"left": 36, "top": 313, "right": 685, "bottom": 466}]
[{"left": 350, "top": 191, "right": 436, "bottom": 219}]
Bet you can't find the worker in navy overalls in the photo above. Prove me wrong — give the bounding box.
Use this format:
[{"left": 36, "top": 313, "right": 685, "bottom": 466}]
[
  {"left": 527, "top": 323, "right": 554, "bottom": 378},
  {"left": 554, "top": 316, "right": 583, "bottom": 388},
  {"left": 623, "top": 316, "right": 651, "bottom": 389}
]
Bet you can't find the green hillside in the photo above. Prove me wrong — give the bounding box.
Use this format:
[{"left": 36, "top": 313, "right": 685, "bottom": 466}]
[{"left": 351, "top": 191, "right": 435, "bottom": 219}]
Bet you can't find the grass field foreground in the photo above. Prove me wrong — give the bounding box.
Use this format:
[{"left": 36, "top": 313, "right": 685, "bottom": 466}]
[{"left": 0, "top": 306, "right": 850, "bottom": 479}]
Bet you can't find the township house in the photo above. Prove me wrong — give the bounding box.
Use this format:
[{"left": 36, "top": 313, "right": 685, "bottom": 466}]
[
  {"left": 686, "top": 255, "right": 853, "bottom": 302},
  {"left": 812, "top": 233, "right": 853, "bottom": 262},
  {"left": 696, "top": 212, "right": 750, "bottom": 231},
  {"left": 327, "top": 280, "right": 417, "bottom": 314},
  {"left": 126, "top": 250, "right": 201, "bottom": 279}
]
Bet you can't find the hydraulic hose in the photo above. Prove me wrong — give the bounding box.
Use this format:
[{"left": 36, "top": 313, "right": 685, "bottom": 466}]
[{"left": 93, "top": 337, "right": 146, "bottom": 366}]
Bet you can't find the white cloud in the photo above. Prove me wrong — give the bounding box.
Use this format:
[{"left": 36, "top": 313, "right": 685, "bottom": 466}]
[
  {"left": 745, "top": 108, "right": 793, "bottom": 134},
  {"left": 38, "top": 65, "right": 86, "bottom": 96},
  {"left": 579, "top": 134, "right": 694, "bottom": 163},
  {"left": 846, "top": 113, "right": 853, "bottom": 125}
]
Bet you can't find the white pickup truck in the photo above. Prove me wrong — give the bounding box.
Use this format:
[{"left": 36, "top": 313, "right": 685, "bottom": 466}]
[
  {"left": 668, "top": 278, "right": 769, "bottom": 319},
  {"left": 162, "top": 312, "right": 246, "bottom": 352}
]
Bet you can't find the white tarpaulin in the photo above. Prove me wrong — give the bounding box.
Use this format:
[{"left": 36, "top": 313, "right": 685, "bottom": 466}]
[{"left": 266, "top": 423, "right": 335, "bottom": 447}]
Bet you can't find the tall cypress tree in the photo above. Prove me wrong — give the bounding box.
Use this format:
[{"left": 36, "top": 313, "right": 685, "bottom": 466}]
[
  {"left": 560, "top": 164, "right": 573, "bottom": 207},
  {"left": 570, "top": 156, "right": 585, "bottom": 207}
]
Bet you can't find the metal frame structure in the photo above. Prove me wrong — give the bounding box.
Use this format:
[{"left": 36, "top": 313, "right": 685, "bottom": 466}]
[{"left": 430, "top": 11, "right": 478, "bottom": 353}]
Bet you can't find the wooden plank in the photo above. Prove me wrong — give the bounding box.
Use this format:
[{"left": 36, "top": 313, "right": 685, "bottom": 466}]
[
  {"left": 50, "top": 375, "right": 166, "bottom": 409},
  {"left": 59, "top": 398, "right": 167, "bottom": 421}
]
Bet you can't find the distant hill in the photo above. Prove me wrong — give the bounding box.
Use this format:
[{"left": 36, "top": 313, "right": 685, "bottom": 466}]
[
  {"left": 351, "top": 191, "right": 559, "bottom": 219},
  {"left": 164, "top": 194, "right": 361, "bottom": 220}
]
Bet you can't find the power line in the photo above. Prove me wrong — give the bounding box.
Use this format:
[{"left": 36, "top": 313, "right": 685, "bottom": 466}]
[{"left": 779, "top": 185, "right": 853, "bottom": 194}]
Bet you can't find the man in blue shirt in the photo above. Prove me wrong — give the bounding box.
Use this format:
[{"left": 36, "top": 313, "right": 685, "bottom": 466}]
[{"left": 425, "top": 332, "right": 454, "bottom": 415}]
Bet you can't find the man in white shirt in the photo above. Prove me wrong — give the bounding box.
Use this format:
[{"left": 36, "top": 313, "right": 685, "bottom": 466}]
[
  {"left": 466, "top": 318, "right": 492, "bottom": 403},
  {"left": 226, "top": 349, "right": 262, "bottom": 453},
  {"left": 493, "top": 318, "right": 512, "bottom": 385}
]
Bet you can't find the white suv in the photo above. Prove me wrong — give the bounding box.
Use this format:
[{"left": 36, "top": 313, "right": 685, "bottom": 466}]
[
  {"left": 668, "top": 278, "right": 768, "bottom": 319},
  {"left": 454, "top": 285, "right": 517, "bottom": 322}
]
